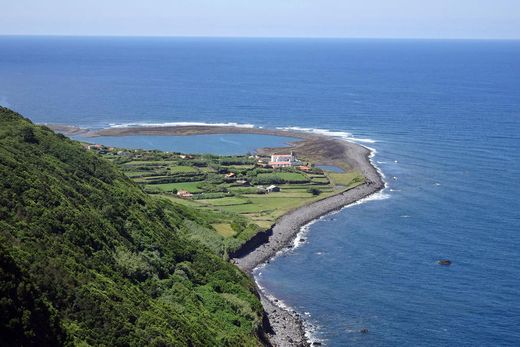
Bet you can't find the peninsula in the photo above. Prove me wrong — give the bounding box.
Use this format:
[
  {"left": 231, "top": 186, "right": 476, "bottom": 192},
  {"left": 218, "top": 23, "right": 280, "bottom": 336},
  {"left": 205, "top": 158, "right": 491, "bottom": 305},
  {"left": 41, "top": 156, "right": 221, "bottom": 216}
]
[{"left": 57, "top": 123, "right": 385, "bottom": 346}]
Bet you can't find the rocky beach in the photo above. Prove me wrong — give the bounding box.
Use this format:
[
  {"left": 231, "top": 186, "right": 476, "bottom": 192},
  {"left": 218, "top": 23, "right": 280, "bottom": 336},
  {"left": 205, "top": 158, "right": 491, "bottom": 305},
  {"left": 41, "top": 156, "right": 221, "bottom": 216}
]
[{"left": 231, "top": 130, "right": 384, "bottom": 346}]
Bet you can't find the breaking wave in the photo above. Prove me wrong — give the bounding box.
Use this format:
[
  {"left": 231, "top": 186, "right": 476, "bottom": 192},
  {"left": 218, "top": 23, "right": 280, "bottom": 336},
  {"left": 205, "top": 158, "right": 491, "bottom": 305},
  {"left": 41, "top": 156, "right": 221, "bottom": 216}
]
[
  {"left": 108, "top": 121, "right": 256, "bottom": 128},
  {"left": 254, "top": 270, "right": 324, "bottom": 346},
  {"left": 276, "top": 126, "right": 377, "bottom": 144}
]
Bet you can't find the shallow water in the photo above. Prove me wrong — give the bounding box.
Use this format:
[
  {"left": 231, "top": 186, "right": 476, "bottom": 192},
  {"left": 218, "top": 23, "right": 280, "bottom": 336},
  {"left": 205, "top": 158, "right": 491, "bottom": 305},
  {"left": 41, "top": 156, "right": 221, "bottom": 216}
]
[
  {"left": 73, "top": 133, "right": 297, "bottom": 155},
  {"left": 1, "top": 37, "right": 519, "bottom": 346},
  {"left": 317, "top": 165, "right": 344, "bottom": 173}
]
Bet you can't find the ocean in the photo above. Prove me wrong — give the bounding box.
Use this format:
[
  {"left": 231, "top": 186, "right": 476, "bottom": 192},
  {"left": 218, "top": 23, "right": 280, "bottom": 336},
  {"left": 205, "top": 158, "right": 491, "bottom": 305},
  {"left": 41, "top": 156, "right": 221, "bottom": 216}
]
[{"left": 1, "top": 36, "right": 519, "bottom": 346}]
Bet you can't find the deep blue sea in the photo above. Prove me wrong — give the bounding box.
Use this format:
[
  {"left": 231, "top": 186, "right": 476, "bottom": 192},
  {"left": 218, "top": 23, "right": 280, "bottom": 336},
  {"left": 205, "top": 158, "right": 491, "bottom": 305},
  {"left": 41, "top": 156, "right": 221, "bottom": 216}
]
[{"left": 1, "top": 37, "right": 519, "bottom": 346}]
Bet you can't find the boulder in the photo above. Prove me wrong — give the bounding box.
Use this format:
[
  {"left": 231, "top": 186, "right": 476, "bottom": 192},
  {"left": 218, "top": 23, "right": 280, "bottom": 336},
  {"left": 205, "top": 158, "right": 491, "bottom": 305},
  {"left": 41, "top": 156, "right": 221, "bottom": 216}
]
[{"left": 438, "top": 259, "right": 452, "bottom": 266}]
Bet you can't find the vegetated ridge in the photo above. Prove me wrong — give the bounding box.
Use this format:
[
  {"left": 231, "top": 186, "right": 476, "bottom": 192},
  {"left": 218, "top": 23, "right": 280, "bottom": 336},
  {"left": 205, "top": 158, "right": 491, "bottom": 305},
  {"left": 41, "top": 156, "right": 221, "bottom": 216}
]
[{"left": 0, "top": 107, "right": 267, "bottom": 346}]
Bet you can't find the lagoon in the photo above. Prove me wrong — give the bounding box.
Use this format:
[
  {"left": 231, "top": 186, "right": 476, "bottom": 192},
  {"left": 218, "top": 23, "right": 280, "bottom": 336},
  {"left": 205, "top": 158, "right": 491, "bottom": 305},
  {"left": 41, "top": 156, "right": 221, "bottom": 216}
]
[
  {"left": 316, "top": 165, "right": 344, "bottom": 173},
  {"left": 73, "top": 133, "right": 297, "bottom": 155}
]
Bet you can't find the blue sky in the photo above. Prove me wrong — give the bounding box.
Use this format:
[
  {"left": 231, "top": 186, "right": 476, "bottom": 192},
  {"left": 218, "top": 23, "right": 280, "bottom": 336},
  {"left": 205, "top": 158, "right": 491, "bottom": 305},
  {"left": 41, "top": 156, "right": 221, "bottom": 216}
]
[{"left": 2, "top": 0, "right": 520, "bottom": 39}]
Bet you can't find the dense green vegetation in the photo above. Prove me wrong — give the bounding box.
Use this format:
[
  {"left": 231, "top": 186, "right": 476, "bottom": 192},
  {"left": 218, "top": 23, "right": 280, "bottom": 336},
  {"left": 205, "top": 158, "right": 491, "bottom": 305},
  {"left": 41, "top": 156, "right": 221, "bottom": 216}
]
[{"left": 0, "top": 107, "right": 265, "bottom": 346}]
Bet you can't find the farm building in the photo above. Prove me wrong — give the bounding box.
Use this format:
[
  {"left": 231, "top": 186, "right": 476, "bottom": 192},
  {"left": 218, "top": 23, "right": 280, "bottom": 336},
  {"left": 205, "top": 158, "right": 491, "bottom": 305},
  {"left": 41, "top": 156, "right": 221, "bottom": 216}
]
[
  {"left": 269, "top": 151, "right": 299, "bottom": 168},
  {"left": 266, "top": 185, "right": 280, "bottom": 193},
  {"left": 177, "top": 190, "right": 193, "bottom": 198}
]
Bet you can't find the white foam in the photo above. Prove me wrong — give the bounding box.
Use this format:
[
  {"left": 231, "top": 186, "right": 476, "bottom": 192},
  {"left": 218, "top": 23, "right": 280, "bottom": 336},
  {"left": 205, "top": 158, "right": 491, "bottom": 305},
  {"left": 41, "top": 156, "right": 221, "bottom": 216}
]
[
  {"left": 248, "top": 125, "right": 388, "bottom": 345},
  {"left": 351, "top": 137, "right": 377, "bottom": 144},
  {"left": 276, "top": 126, "right": 377, "bottom": 144},
  {"left": 254, "top": 278, "right": 324, "bottom": 346},
  {"left": 277, "top": 126, "right": 352, "bottom": 138},
  {"left": 108, "top": 121, "right": 256, "bottom": 129},
  {"left": 345, "top": 190, "right": 391, "bottom": 207},
  {"left": 291, "top": 219, "right": 317, "bottom": 249}
]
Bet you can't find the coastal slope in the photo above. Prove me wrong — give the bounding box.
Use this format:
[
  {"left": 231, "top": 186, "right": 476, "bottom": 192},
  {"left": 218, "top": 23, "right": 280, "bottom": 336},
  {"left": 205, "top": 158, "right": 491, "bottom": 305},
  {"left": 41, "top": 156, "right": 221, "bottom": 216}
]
[{"left": 0, "top": 108, "right": 267, "bottom": 346}]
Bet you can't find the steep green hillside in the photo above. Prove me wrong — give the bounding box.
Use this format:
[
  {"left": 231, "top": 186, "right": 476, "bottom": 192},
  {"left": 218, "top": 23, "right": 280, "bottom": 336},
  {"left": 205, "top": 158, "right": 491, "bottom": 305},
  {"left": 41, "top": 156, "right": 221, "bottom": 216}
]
[{"left": 0, "top": 107, "right": 265, "bottom": 346}]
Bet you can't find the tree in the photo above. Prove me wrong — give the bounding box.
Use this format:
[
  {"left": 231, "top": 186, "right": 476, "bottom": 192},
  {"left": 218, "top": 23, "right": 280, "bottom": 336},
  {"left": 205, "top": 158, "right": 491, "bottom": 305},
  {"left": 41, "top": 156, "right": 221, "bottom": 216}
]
[{"left": 20, "top": 126, "right": 38, "bottom": 144}]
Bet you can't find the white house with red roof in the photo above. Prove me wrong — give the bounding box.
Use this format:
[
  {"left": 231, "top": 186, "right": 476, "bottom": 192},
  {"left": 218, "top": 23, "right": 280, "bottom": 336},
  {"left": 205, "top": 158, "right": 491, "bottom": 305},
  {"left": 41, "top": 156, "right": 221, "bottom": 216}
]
[{"left": 269, "top": 151, "right": 299, "bottom": 168}]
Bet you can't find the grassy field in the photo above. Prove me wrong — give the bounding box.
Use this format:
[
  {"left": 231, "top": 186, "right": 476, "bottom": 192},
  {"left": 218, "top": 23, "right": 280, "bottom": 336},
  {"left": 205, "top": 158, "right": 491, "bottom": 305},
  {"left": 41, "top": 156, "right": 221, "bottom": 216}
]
[
  {"left": 212, "top": 223, "right": 236, "bottom": 237},
  {"left": 217, "top": 192, "right": 334, "bottom": 221},
  {"left": 146, "top": 181, "right": 204, "bottom": 192},
  {"left": 256, "top": 171, "right": 309, "bottom": 183},
  {"left": 327, "top": 171, "right": 365, "bottom": 187},
  {"left": 159, "top": 186, "right": 338, "bottom": 227},
  {"left": 199, "top": 196, "right": 250, "bottom": 206},
  {"left": 159, "top": 194, "right": 205, "bottom": 208},
  {"left": 149, "top": 175, "right": 360, "bottom": 225},
  {"left": 169, "top": 165, "right": 199, "bottom": 173},
  {"left": 108, "top": 151, "right": 366, "bottom": 251},
  {"left": 124, "top": 160, "right": 177, "bottom": 166},
  {"left": 310, "top": 176, "right": 330, "bottom": 184}
]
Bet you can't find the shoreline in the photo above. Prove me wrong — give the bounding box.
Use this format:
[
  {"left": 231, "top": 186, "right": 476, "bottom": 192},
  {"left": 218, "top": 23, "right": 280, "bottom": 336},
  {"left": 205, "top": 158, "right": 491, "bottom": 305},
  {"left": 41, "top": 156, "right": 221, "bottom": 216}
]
[
  {"left": 51, "top": 123, "right": 385, "bottom": 347},
  {"left": 251, "top": 178, "right": 386, "bottom": 346},
  {"left": 234, "top": 142, "right": 384, "bottom": 346}
]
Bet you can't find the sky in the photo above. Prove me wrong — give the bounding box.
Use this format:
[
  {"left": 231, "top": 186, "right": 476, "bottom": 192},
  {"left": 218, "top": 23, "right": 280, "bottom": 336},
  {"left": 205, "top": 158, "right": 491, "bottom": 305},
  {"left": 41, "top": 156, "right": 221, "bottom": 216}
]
[{"left": 2, "top": 0, "right": 520, "bottom": 39}]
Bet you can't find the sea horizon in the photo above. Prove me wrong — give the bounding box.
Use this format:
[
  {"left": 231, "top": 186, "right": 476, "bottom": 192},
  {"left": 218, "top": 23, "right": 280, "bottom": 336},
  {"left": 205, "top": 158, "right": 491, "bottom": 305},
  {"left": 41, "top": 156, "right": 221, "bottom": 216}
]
[
  {"left": 1, "top": 36, "right": 519, "bottom": 345},
  {"left": 2, "top": 34, "right": 520, "bottom": 42}
]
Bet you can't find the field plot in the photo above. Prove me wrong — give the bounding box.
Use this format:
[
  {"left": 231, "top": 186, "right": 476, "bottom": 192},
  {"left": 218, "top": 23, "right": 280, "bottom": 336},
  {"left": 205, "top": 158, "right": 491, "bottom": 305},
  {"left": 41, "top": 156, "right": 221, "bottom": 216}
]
[
  {"left": 169, "top": 165, "right": 199, "bottom": 173},
  {"left": 327, "top": 171, "right": 365, "bottom": 188},
  {"left": 212, "top": 223, "right": 236, "bottom": 237},
  {"left": 146, "top": 181, "right": 204, "bottom": 192}
]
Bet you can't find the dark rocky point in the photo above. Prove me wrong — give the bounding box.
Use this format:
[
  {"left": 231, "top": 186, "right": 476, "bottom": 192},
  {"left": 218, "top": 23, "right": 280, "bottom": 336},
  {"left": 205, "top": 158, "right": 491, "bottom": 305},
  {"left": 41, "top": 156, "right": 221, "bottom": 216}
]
[{"left": 438, "top": 259, "right": 452, "bottom": 266}]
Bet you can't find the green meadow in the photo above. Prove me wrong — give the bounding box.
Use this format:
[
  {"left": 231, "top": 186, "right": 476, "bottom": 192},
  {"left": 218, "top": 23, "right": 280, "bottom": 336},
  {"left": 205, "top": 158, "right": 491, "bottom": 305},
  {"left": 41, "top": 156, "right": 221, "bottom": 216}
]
[{"left": 105, "top": 148, "right": 365, "bottom": 246}]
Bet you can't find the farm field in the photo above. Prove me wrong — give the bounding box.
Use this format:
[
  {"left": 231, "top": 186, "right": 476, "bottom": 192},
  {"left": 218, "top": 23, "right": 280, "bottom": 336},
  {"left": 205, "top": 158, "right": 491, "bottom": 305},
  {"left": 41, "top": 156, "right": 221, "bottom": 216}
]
[{"left": 99, "top": 146, "right": 365, "bottom": 251}]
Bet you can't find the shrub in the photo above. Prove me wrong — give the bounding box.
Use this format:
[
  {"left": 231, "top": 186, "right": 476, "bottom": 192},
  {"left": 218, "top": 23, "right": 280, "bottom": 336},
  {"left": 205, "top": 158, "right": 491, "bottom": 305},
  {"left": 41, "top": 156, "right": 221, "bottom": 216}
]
[{"left": 307, "top": 187, "right": 321, "bottom": 196}]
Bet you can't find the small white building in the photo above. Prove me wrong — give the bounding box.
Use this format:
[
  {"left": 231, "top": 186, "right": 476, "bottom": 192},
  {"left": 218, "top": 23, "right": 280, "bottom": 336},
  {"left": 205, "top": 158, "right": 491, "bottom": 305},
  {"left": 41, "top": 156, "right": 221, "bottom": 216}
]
[{"left": 266, "top": 185, "right": 280, "bottom": 193}]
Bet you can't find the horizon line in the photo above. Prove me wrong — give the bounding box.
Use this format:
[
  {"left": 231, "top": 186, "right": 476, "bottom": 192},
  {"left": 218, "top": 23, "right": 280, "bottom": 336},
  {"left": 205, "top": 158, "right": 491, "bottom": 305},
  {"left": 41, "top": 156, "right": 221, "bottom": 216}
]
[{"left": 1, "top": 34, "right": 519, "bottom": 41}]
